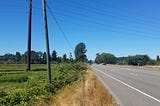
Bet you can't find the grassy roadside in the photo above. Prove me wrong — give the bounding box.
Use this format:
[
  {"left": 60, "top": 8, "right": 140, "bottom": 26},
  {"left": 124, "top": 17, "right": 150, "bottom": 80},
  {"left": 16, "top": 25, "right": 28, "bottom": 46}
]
[{"left": 47, "top": 69, "right": 118, "bottom": 106}]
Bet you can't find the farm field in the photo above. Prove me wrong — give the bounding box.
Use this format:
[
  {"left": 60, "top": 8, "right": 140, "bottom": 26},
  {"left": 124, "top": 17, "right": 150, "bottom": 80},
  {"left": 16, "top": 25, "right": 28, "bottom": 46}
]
[{"left": 0, "top": 63, "right": 86, "bottom": 106}]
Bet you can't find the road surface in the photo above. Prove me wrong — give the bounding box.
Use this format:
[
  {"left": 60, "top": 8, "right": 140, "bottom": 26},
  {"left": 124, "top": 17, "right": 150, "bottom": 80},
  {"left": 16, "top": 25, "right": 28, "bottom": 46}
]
[{"left": 90, "top": 64, "right": 160, "bottom": 106}]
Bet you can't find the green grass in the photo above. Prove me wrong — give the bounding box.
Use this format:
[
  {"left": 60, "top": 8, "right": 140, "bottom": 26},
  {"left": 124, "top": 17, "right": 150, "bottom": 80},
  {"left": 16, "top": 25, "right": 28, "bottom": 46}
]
[
  {"left": 0, "top": 64, "right": 25, "bottom": 72},
  {"left": 0, "top": 63, "right": 87, "bottom": 106},
  {"left": 0, "top": 64, "right": 48, "bottom": 72}
]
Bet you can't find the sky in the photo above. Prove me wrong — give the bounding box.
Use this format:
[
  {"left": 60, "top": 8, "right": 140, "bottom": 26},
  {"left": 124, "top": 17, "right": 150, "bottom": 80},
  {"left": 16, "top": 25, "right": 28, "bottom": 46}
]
[{"left": 0, "top": 0, "right": 160, "bottom": 60}]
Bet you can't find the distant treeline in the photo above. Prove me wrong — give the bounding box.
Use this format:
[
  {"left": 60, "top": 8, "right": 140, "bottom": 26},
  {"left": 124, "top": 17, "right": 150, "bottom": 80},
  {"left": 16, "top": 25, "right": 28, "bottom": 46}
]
[
  {"left": 0, "top": 42, "right": 88, "bottom": 64},
  {"left": 95, "top": 53, "right": 160, "bottom": 66},
  {"left": 0, "top": 50, "right": 73, "bottom": 64},
  {"left": 1, "top": 49, "right": 160, "bottom": 66}
]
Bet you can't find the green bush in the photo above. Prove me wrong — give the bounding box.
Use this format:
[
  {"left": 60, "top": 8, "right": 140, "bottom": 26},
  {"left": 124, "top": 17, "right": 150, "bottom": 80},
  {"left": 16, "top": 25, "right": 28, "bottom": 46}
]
[{"left": 0, "top": 91, "right": 7, "bottom": 97}]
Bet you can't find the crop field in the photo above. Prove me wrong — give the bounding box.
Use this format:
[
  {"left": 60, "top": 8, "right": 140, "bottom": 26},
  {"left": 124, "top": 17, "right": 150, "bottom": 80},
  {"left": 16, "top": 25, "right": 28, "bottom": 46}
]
[{"left": 0, "top": 63, "right": 86, "bottom": 106}]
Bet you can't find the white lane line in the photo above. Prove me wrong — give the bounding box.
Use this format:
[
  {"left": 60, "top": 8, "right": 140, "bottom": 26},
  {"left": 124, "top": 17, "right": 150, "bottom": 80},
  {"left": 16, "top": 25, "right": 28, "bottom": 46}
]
[
  {"left": 95, "top": 73, "right": 122, "bottom": 106},
  {"left": 93, "top": 67, "right": 160, "bottom": 103}
]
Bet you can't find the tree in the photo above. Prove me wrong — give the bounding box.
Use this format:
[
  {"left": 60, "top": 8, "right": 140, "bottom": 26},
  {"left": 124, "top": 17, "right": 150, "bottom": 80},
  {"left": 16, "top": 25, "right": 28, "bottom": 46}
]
[
  {"left": 15, "top": 52, "right": 21, "bottom": 63},
  {"left": 116, "top": 57, "right": 128, "bottom": 65},
  {"left": 147, "top": 59, "right": 157, "bottom": 65},
  {"left": 37, "top": 51, "right": 43, "bottom": 63},
  {"left": 0, "top": 56, "right": 2, "bottom": 64},
  {"left": 57, "top": 56, "right": 62, "bottom": 63},
  {"left": 51, "top": 50, "right": 57, "bottom": 62},
  {"left": 96, "top": 53, "right": 100, "bottom": 57},
  {"left": 95, "top": 53, "right": 116, "bottom": 64},
  {"left": 23, "top": 52, "right": 27, "bottom": 64},
  {"left": 43, "top": 52, "right": 47, "bottom": 64},
  {"left": 31, "top": 51, "right": 39, "bottom": 64},
  {"left": 62, "top": 54, "right": 67, "bottom": 62},
  {"left": 128, "top": 55, "right": 150, "bottom": 66},
  {"left": 69, "top": 52, "right": 73, "bottom": 62},
  {"left": 2, "top": 53, "right": 15, "bottom": 63},
  {"left": 74, "top": 42, "right": 87, "bottom": 62},
  {"left": 95, "top": 54, "right": 102, "bottom": 64},
  {"left": 156, "top": 55, "right": 160, "bottom": 61}
]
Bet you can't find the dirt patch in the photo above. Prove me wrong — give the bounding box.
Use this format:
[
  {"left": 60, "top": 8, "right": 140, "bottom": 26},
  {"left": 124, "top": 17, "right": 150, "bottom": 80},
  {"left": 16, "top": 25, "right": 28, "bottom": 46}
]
[{"left": 49, "top": 70, "right": 118, "bottom": 106}]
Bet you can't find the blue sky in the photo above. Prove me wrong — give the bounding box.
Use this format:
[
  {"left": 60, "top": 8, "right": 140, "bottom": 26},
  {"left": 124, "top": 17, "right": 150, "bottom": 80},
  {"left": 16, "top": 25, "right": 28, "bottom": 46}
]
[{"left": 0, "top": 0, "right": 160, "bottom": 60}]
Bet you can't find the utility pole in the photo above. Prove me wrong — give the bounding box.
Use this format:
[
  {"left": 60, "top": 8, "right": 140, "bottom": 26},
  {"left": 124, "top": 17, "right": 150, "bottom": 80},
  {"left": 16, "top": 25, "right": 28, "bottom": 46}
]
[
  {"left": 26, "top": 0, "right": 32, "bottom": 71},
  {"left": 42, "top": 0, "right": 51, "bottom": 82}
]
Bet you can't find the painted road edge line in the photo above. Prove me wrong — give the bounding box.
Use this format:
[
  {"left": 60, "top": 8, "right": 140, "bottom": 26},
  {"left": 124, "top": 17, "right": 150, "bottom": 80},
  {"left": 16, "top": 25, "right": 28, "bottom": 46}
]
[
  {"left": 95, "top": 72, "right": 122, "bottom": 106},
  {"left": 93, "top": 67, "right": 160, "bottom": 103}
]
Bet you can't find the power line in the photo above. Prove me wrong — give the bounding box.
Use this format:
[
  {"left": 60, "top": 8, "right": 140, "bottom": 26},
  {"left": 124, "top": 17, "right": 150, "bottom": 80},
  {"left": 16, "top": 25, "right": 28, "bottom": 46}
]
[
  {"left": 49, "top": 3, "right": 160, "bottom": 36},
  {"left": 55, "top": 17, "right": 160, "bottom": 40},
  {"left": 93, "top": 0, "right": 160, "bottom": 21},
  {"left": 52, "top": 11, "right": 160, "bottom": 37},
  {"left": 52, "top": 8, "right": 160, "bottom": 34},
  {"left": 51, "top": 0, "right": 160, "bottom": 27},
  {"left": 55, "top": 0, "right": 160, "bottom": 23},
  {"left": 46, "top": 3, "right": 74, "bottom": 51},
  {"left": 46, "top": 0, "right": 160, "bottom": 39},
  {"left": 48, "top": 10, "right": 160, "bottom": 39}
]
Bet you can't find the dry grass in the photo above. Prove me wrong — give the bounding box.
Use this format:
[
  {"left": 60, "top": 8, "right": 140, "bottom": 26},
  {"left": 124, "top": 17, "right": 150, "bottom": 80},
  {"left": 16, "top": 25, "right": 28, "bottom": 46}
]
[
  {"left": 49, "top": 70, "right": 118, "bottom": 106},
  {"left": 146, "top": 65, "right": 160, "bottom": 70}
]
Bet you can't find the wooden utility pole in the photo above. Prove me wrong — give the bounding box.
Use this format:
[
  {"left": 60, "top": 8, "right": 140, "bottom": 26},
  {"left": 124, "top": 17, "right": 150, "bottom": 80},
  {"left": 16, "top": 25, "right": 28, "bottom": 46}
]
[
  {"left": 26, "top": 0, "right": 32, "bottom": 71},
  {"left": 42, "top": 0, "right": 51, "bottom": 82}
]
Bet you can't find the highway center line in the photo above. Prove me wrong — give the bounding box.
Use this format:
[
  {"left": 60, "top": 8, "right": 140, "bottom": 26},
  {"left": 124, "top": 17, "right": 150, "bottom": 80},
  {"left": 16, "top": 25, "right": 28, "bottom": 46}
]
[{"left": 93, "top": 67, "right": 160, "bottom": 103}]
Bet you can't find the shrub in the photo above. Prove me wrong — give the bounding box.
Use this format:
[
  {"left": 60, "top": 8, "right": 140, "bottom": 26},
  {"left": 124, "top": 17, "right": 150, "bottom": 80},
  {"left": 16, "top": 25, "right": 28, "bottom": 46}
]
[{"left": 0, "top": 91, "right": 7, "bottom": 97}]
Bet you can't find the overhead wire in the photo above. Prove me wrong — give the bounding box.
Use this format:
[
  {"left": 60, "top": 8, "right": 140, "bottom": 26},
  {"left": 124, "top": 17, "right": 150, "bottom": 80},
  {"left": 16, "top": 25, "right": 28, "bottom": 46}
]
[
  {"left": 3, "top": 0, "right": 158, "bottom": 41},
  {"left": 52, "top": 8, "right": 160, "bottom": 35},
  {"left": 46, "top": 8, "right": 160, "bottom": 39},
  {"left": 93, "top": 0, "right": 160, "bottom": 22},
  {"left": 51, "top": 0, "right": 160, "bottom": 31},
  {"left": 54, "top": 16, "right": 160, "bottom": 40},
  {"left": 56, "top": 0, "right": 160, "bottom": 23},
  {"left": 46, "top": 0, "right": 160, "bottom": 39},
  {"left": 46, "top": 2, "right": 74, "bottom": 51},
  {"left": 52, "top": 0, "right": 160, "bottom": 26}
]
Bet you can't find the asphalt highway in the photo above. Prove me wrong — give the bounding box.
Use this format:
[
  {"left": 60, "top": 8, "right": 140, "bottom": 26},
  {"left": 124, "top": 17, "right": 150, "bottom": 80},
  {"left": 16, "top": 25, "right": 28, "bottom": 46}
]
[{"left": 90, "top": 64, "right": 160, "bottom": 106}]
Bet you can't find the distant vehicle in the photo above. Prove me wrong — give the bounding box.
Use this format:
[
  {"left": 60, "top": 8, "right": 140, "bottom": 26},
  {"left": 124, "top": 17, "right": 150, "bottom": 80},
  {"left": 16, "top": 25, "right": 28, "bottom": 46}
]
[{"left": 102, "top": 63, "right": 107, "bottom": 65}]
